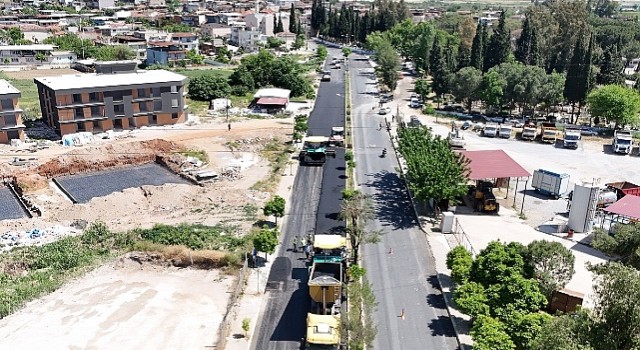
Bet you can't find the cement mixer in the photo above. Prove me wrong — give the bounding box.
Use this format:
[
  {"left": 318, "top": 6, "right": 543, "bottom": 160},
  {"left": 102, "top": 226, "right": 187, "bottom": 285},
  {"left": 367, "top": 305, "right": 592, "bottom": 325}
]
[{"left": 597, "top": 190, "right": 618, "bottom": 208}]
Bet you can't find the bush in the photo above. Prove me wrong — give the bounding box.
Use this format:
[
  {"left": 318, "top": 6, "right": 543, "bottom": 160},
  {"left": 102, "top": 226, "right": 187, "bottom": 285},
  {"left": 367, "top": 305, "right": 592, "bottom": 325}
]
[
  {"left": 345, "top": 150, "right": 354, "bottom": 161},
  {"left": 423, "top": 105, "right": 436, "bottom": 115},
  {"left": 135, "top": 223, "right": 246, "bottom": 251},
  {"left": 454, "top": 281, "right": 490, "bottom": 317},
  {"left": 471, "top": 315, "right": 516, "bottom": 350},
  {"left": 446, "top": 246, "right": 473, "bottom": 284}
]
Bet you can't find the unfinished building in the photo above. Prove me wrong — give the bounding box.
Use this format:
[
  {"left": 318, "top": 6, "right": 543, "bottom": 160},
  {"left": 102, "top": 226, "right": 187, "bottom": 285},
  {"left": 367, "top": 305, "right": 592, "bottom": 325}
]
[{"left": 0, "top": 79, "right": 25, "bottom": 144}]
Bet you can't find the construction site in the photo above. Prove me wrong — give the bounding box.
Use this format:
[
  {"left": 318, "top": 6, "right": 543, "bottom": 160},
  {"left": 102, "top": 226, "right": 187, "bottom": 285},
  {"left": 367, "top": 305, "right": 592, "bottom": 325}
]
[{"left": 0, "top": 117, "right": 294, "bottom": 348}]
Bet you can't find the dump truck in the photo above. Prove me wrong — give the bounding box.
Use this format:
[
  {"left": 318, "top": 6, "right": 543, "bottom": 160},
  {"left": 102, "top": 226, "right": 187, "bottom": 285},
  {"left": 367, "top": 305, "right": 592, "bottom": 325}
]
[
  {"left": 499, "top": 124, "right": 513, "bottom": 139},
  {"left": 483, "top": 123, "right": 499, "bottom": 137},
  {"left": 563, "top": 127, "right": 581, "bottom": 149},
  {"left": 300, "top": 136, "right": 336, "bottom": 165},
  {"left": 521, "top": 122, "right": 538, "bottom": 141},
  {"left": 541, "top": 122, "right": 557, "bottom": 143},
  {"left": 329, "top": 127, "right": 345, "bottom": 147},
  {"left": 306, "top": 235, "right": 346, "bottom": 349},
  {"left": 473, "top": 181, "right": 499, "bottom": 213},
  {"left": 612, "top": 130, "right": 633, "bottom": 154}
]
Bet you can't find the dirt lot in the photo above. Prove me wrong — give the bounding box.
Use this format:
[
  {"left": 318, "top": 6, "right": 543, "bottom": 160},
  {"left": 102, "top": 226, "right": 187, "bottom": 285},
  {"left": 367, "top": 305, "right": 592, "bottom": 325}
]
[
  {"left": 4, "top": 68, "right": 79, "bottom": 80},
  {"left": 0, "top": 259, "right": 235, "bottom": 349}
]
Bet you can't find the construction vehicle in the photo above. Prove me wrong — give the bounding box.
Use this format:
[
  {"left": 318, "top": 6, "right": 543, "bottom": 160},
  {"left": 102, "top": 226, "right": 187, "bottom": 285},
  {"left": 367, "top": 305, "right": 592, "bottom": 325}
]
[
  {"left": 612, "top": 130, "right": 633, "bottom": 154},
  {"left": 521, "top": 122, "right": 538, "bottom": 141},
  {"left": 448, "top": 123, "right": 466, "bottom": 148},
  {"left": 499, "top": 124, "right": 513, "bottom": 139},
  {"left": 563, "top": 127, "right": 581, "bottom": 149},
  {"left": 306, "top": 235, "right": 346, "bottom": 350},
  {"left": 483, "top": 122, "right": 499, "bottom": 137},
  {"left": 541, "top": 122, "right": 557, "bottom": 143},
  {"left": 300, "top": 136, "right": 336, "bottom": 165},
  {"left": 329, "top": 127, "right": 345, "bottom": 147},
  {"left": 473, "top": 181, "right": 500, "bottom": 213}
]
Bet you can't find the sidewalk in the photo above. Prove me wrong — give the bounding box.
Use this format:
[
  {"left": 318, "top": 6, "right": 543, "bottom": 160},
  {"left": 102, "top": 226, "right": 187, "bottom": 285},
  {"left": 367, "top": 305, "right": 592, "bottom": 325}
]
[{"left": 224, "top": 156, "right": 301, "bottom": 350}]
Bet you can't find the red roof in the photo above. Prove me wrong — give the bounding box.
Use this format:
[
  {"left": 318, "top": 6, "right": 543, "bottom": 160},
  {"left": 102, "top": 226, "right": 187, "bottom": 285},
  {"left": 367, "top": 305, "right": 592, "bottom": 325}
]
[
  {"left": 460, "top": 150, "right": 531, "bottom": 179},
  {"left": 604, "top": 195, "right": 640, "bottom": 220},
  {"left": 256, "top": 97, "right": 288, "bottom": 106}
]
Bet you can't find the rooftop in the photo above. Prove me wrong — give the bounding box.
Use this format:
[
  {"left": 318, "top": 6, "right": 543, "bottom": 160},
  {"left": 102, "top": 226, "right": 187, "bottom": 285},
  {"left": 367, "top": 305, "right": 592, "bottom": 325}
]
[
  {"left": 34, "top": 70, "right": 187, "bottom": 91},
  {"left": 0, "top": 44, "right": 56, "bottom": 51},
  {"left": 172, "top": 32, "right": 197, "bottom": 38},
  {"left": 0, "top": 79, "right": 19, "bottom": 95},
  {"left": 460, "top": 150, "right": 531, "bottom": 179}
]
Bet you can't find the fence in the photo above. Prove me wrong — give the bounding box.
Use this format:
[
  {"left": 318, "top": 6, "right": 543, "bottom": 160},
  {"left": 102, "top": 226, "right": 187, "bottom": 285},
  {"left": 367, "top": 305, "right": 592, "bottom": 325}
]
[
  {"left": 450, "top": 218, "right": 477, "bottom": 258},
  {"left": 215, "top": 257, "right": 249, "bottom": 349}
]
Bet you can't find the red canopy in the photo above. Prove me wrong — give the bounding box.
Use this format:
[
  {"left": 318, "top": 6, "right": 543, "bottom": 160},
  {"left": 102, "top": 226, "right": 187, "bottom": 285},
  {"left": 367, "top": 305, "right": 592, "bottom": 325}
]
[
  {"left": 460, "top": 150, "right": 531, "bottom": 179},
  {"left": 604, "top": 195, "right": 640, "bottom": 220},
  {"left": 256, "top": 97, "right": 288, "bottom": 106}
]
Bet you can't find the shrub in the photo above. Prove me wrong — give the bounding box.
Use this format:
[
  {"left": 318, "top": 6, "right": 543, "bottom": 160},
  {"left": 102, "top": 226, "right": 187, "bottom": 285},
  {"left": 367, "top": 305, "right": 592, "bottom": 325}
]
[
  {"left": 446, "top": 246, "right": 473, "bottom": 284},
  {"left": 454, "top": 281, "right": 490, "bottom": 317},
  {"left": 345, "top": 150, "right": 354, "bottom": 162}
]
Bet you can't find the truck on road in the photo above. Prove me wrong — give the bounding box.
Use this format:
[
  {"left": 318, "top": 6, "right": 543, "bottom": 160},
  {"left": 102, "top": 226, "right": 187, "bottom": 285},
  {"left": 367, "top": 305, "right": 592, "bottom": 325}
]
[
  {"left": 483, "top": 123, "right": 499, "bottom": 137},
  {"left": 521, "top": 123, "right": 538, "bottom": 141},
  {"left": 541, "top": 122, "right": 557, "bottom": 143},
  {"left": 563, "top": 127, "right": 582, "bottom": 149},
  {"left": 612, "top": 130, "right": 633, "bottom": 154},
  {"left": 300, "top": 136, "right": 336, "bottom": 165},
  {"left": 329, "top": 127, "right": 345, "bottom": 147},
  {"left": 499, "top": 124, "right": 513, "bottom": 139}
]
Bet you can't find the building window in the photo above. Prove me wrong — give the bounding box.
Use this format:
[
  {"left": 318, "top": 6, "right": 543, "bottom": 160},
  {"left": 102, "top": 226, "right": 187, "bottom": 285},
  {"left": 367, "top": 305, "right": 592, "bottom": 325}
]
[
  {"left": 171, "top": 85, "right": 178, "bottom": 93},
  {"left": 90, "top": 105, "right": 101, "bottom": 117},
  {"left": 1, "top": 99, "right": 13, "bottom": 111},
  {"left": 137, "top": 88, "right": 148, "bottom": 98},
  {"left": 89, "top": 92, "right": 99, "bottom": 102},
  {"left": 152, "top": 87, "right": 161, "bottom": 97},
  {"left": 172, "top": 112, "right": 179, "bottom": 119},
  {"left": 114, "top": 104, "right": 125, "bottom": 115},
  {"left": 74, "top": 108, "right": 84, "bottom": 119},
  {"left": 73, "top": 94, "right": 82, "bottom": 104},
  {"left": 171, "top": 99, "right": 179, "bottom": 108},
  {"left": 160, "top": 86, "right": 171, "bottom": 94},
  {"left": 139, "top": 102, "right": 148, "bottom": 112},
  {"left": 153, "top": 100, "right": 162, "bottom": 111}
]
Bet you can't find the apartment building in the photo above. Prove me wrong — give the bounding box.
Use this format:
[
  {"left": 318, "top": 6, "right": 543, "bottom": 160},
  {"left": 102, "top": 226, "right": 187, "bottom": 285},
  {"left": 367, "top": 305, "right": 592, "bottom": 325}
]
[
  {"left": 0, "top": 79, "right": 24, "bottom": 144},
  {"left": 146, "top": 41, "right": 186, "bottom": 65},
  {"left": 0, "top": 44, "right": 77, "bottom": 70},
  {"left": 171, "top": 33, "right": 199, "bottom": 54},
  {"left": 34, "top": 63, "right": 187, "bottom": 136},
  {"left": 230, "top": 27, "right": 262, "bottom": 52}
]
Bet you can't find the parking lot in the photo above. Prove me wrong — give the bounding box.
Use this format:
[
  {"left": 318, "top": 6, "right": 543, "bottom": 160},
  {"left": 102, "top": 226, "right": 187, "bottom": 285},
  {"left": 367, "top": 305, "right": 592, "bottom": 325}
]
[{"left": 55, "top": 163, "right": 191, "bottom": 204}]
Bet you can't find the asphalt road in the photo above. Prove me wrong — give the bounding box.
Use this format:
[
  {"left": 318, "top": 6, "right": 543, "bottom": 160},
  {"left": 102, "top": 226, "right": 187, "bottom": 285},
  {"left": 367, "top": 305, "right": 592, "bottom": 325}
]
[
  {"left": 251, "top": 49, "right": 346, "bottom": 350},
  {"left": 350, "top": 56, "right": 459, "bottom": 350}
]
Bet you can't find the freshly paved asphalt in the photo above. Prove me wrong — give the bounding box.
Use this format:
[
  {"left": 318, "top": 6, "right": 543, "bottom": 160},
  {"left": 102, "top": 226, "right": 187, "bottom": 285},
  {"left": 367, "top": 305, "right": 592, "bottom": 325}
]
[
  {"left": 251, "top": 48, "right": 346, "bottom": 350},
  {"left": 0, "top": 187, "right": 28, "bottom": 220},
  {"left": 350, "top": 56, "right": 460, "bottom": 350}
]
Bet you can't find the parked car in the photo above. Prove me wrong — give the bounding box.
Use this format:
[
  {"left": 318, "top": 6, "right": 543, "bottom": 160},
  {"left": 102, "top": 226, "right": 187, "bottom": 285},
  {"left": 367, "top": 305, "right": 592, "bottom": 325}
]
[
  {"left": 580, "top": 127, "right": 599, "bottom": 136},
  {"left": 471, "top": 115, "right": 490, "bottom": 123},
  {"left": 380, "top": 93, "right": 393, "bottom": 102},
  {"left": 378, "top": 106, "right": 391, "bottom": 115},
  {"left": 461, "top": 121, "right": 471, "bottom": 130},
  {"left": 410, "top": 98, "right": 421, "bottom": 108},
  {"left": 321, "top": 73, "right": 331, "bottom": 82}
]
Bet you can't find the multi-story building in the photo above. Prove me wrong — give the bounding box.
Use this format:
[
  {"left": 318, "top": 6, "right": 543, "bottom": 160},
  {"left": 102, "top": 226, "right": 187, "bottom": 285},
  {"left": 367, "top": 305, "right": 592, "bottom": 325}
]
[
  {"left": 171, "top": 33, "right": 199, "bottom": 54},
  {"left": 86, "top": 0, "right": 115, "bottom": 10},
  {"left": 200, "top": 23, "right": 232, "bottom": 39},
  {"left": 112, "top": 35, "right": 147, "bottom": 62},
  {"left": 146, "top": 42, "right": 186, "bottom": 65},
  {"left": 0, "top": 79, "right": 24, "bottom": 144},
  {"left": 34, "top": 63, "right": 187, "bottom": 136},
  {"left": 230, "top": 27, "right": 262, "bottom": 52},
  {"left": 0, "top": 44, "right": 77, "bottom": 70}
]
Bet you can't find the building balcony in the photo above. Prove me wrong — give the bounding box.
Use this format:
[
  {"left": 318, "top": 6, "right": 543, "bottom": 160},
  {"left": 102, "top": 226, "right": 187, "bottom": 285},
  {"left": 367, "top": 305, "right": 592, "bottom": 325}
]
[
  {"left": 59, "top": 115, "right": 107, "bottom": 124},
  {"left": 1, "top": 123, "right": 26, "bottom": 130}
]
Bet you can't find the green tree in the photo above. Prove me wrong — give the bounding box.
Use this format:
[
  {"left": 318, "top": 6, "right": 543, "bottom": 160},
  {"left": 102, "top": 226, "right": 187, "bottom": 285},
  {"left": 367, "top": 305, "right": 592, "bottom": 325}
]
[
  {"left": 339, "top": 190, "right": 382, "bottom": 262},
  {"left": 396, "top": 126, "right": 469, "bottom": 210},
  {"left": 471, "top": 315, "right": 516, "bottom": 350},
  {"left": 587, "top": 84, "right": 640, "bottom": 128},
  {"left": 589, "top": 262, "right": 640, "bottom": 350},
  {"left": 93, "top": 45, "right": 135, "bottom": 61},
  {"left": 5, "top": 27, "right": 25, "bottom": 45},
  {"left": 478, "top": 70, "right": 506, "bottom": 111},
  {"left": 525, "top": 240, "right": 575, "bottom": 300},
  {"left": 252, "top": 226, "right": 279, "bottom": 260},
  {"left": 485, "top": 273, "right": 547, "bottom": 316},
  {"left": 503, "top": 311, "right": 552, "bottom": 350},
  {"left": 35, "top": 52, "right": 47, "bottom": 65},
  {"left": 454, "top": 281, "right": 490, "bottom": 317},
  {"left": 597, "top": 43, "right": 624, "bottom": 85},
  {"left": 289, "top": 4, "right": 297, "bottom": 33},
  {"left": 446, "top": 246, "right": 473, "bottom": 284},
  {"left": 470, "top": 241, "right": 530, "bottom": 287},
  {"left": 530, "top": 309, "right": 594, "bottom": 350},
  {"left": 539, "top": 72, "right": 566, "bottom": 113},
  {"left": 263, "top": 195, "right": 286, "bottom": 224},
  {"left": 429, "top": 35, "right": 450, "bottom": 96},
  {"left": 215, "top": 46, "right": 232, "bottom": 64},
  {"left": 515, "top": 14, "right": 534, "bottom": 65},
  {"left": 292, "top": 34, "right": 305, "bottom": 50},
  {"left": 448, "top": 66, "right": 482, "bottom": 113},
  {"left": 187, "top": 74, "right": 232, "bottom": 101},
  {"left": 470, "top": 23, "right": 486, "bottom": 71},
  {"left": 374, "top": 39, "right": 401, "bottom": 91},
  {"left": 342, "top": 46, "right": 351, "bottom": 58},
  {"left": 316, "top": 45, "right": 328, "bottom": 60},
  {"left": 592, "top": 223, "right": 640, "bottom": 269},
  {"left": 228, "top": 65, "right": 255, "bottom": 95},
  {"left": 266, "top": 36, "right": 285, "bottom": 49},
  {"left": 186, "top": 49, "right": 204, "bottom": 65},
  {"left": 484, "top": 11, "right": 510, "bottom": 71},
  {"left": 563, "top": 35, "right": 591, "bottom": 122},
  {"left": 413, "top": 78, "right": 430, "bottom": 102},
  {"left": 275, "top": 15, "right": 284, "bottom": 34}
]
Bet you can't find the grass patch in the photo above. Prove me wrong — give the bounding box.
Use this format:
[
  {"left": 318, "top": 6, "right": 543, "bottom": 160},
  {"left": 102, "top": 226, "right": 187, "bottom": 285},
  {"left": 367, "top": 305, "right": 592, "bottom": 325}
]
[
  {"left": 0, "top": 72, "right": 41, "bottom": 121},
  {"left": 0, "top": 222, "right": 250, "bottom": 318},
  {"left": 251, "top": 137, "right": 292, "bottom": 192},
  {"left": 180, "top": 149, "right": 208, "bottom": 163},
  {"left": 174, "top": 68, "right": 234, "bottom": 80}
]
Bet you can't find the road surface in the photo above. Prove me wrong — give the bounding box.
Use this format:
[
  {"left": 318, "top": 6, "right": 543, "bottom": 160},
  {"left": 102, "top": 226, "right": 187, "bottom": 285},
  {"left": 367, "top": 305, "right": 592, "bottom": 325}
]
[
  {"left": 349, "top": 55, "right": 460, "bottom": 350},
  {"left": 251, "top": 49, "right": 346, "bottom": 350}
]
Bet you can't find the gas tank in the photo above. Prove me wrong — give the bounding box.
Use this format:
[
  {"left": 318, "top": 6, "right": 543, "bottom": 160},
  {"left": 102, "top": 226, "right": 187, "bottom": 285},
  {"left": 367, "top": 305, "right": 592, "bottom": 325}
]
[{"left": 598, "top": 191, "right": 618, "bottom": 207}]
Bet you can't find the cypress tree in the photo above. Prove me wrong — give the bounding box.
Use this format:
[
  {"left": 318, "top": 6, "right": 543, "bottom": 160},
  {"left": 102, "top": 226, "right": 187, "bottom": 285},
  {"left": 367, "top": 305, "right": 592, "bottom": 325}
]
[
  {"left": 470, "top": 23, "right": 484, "bottom": 71},
  {"left": 563, "top": 36, "right": 586, "bottom": 120},
  {"left": 515, "top": 14, "right": 532, "bottom": 64},
  {"left": 276, "top": 15, "right": 284, "bottom": 34},
  {"left": 289, "top": 4, "right": 297, "bottom": 33},
  {"left": 430, "top": 35, "right": 449, "bottom": 96},
  {"left": 445, "top": 39, "right": 457, "bottom": 72},
  {"left": 530, "top": 29, "right": 541, "bottom": 67},
  {"left": 598, "top": 43, "right": 624, "bottom": 85},
  {"left": 273, "top": 13, "right": 278, "bottom": 33},
  {"left": 484, "top": 11, "right": 510, "bottom": 71},
  {"left": 457, "top": 40, "right": 471, "bottom": 69}
]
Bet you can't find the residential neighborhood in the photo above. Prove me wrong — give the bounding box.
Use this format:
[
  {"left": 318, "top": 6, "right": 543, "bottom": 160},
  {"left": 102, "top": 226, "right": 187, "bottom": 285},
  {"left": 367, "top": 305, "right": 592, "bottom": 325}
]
[{"left": 1, "top": 1, "right": 640, "bottom": 350}]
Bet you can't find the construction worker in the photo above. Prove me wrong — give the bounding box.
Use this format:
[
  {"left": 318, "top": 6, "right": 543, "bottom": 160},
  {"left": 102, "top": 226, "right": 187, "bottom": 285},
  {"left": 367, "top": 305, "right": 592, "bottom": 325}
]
[
  {"left": 305, "top": 244, "right": 312, "bottom": 259},
  {"left": 300, "top": 237, "right": 307, "bottom": 250},
  {"left": 292, "top": 236, "right": 299, "bottom": 252}
]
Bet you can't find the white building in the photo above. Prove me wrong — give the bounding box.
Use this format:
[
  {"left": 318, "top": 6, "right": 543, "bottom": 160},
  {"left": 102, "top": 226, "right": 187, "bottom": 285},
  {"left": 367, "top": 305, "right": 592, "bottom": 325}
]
[
  {"left": 171, "top": 33, "right": 199, "bottom": 54},
  {"left": 0, "top": 45, "right": 77, "bottom": 70},
  {"left": 230, "top": 27, "right": 262, "bottom": 52}
]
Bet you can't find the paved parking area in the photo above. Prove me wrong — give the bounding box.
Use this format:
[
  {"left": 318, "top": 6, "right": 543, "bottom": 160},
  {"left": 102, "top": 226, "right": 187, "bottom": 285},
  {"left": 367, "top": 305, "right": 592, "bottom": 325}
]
[
  {"left": 55, "top": 163, "right": 190, "bottom": 204},
  {"left": 0, "top": 187, "right": 27, "bottom": 220}
]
